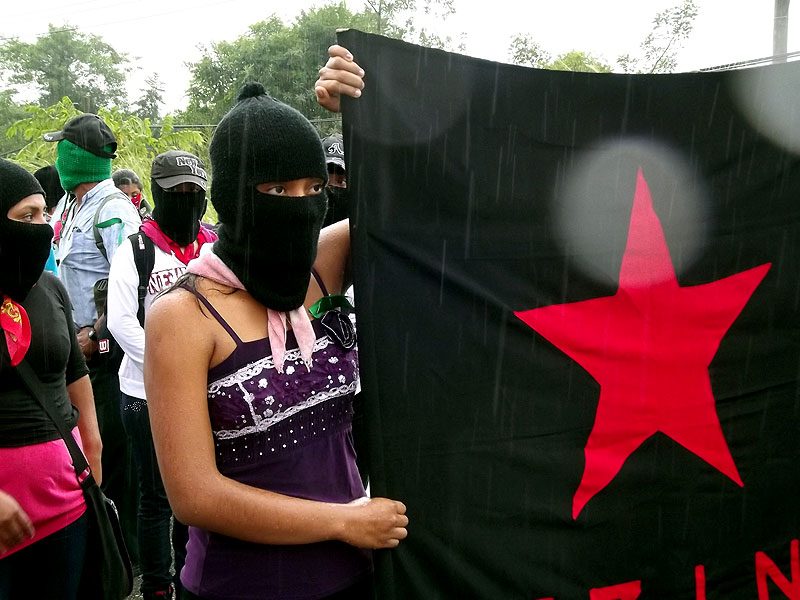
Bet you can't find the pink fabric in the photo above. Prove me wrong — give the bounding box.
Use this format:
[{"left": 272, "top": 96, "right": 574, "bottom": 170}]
[
  {"left": 0, "top": 427, "right": 86, "bottom": 558},
  {"left": 187, "top": 244, "right": 315, "bottom": 373},
  {"left": 52, "top": 220, "right": 63, "bottom": 243},
  {"left": 140, "top": 219, "right": 217, "bottom": 266}
]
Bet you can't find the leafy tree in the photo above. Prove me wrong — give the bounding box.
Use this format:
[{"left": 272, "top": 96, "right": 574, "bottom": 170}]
[
  {"left": 508, "top": 34, "right": 552, "bottom": 68},
  {"left": 416, "top": 29, "right": 466, "bottom": 52},
  {"left": 134, "top": 74, "right": 165, "bottom": 123},
  {"left": 6, "top": 97, "right": 206, "bottom": 204},
  {"left": 509, "top": 0, "right": 696, "bottom": 75},
  {"left": 179, "top": 4, "right": 373, "bottom": 133},
  {"left": 617, "top": 0, "right": 698, "bottom": 73},
  {"left": 0, "top": 25, "right": 130, "bottom": 112},
  {"left": 360, "top": 0, "right": 456, "bottom": 47},
  {"left": 179, "top": 0, "right": 460, "bottom": 131},
  {"left": 508, "top": 38, "right": 610, "bottom": 73},
  {"left": 0, "top": 91, "right": 29, "bottom": 157},
  {"left": 548, "top": 51, "right": 611, "bottom": 73}
]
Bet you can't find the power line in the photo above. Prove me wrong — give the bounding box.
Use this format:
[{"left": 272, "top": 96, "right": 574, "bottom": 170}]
[{"left": 699, "top": 50, "right": 800, "bottom": 72}]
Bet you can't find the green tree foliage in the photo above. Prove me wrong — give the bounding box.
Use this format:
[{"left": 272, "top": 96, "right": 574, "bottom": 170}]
[
  {"left": 509, "top": 0, "right": 696, "bottom": 75},
  {"left": 0, "top": 91, "right": 29, "bottom": 157},
  {"left": 508, "top": 37, "right": 610, "bottom": 73},
  {"left": 134, "top": 74, "right": 165, "bottom": 123},
  {"left": 6, "top": 97, "right": 206, "bottom": 203},
  {"left": 180, "top": 4, "right": 374, "bottom": 133},
  {"left": 181, "top": 10, "right": 333, "bottom": 131},
  {"left": 360, "top": 0, "right": 456, "bottom": 47},
  {"left": 618, "top": 0, "right": 699, "bottom": 73},
  {"left": 179, "top": 0, "right": 459, "bottom": 132},
  {"left": 0, "top": 25, "right": 130, "bottom": 112},
  {"left": 508, "top": 34, "right": 552, "bottom": 68},
  {"left": 549, "top": 51, "right": 612, "bottom": 73}
]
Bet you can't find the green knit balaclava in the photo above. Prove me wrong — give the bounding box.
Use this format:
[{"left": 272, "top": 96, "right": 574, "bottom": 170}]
[{"left": 56, "top": 139, "right": 113, "bottom": 192}]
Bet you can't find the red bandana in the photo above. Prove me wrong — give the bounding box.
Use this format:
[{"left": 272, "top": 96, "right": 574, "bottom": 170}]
[
  {"left": 140, "top": 219, "right": 216, "bottom": 265},
  {"left": 1, "top": 295, "right": 31, "bottom": 366}
]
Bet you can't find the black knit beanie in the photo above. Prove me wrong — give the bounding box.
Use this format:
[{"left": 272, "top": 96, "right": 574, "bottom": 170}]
[
  {"left": 0, "top": 159, "right": 51, "bottom": 301},
  {"left": 0, "top": 160, "right": 45, "bottom": 215},
  {"left": 209, "top": 82, "right": 328, "bottom": 224},
  {"left": 33, "top": 165, "right": 64, "bottom": 210}
]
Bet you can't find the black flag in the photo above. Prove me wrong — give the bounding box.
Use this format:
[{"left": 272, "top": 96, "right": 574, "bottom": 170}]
[{"left": 340, "top": 29, "right": 800, "bottom": 599}]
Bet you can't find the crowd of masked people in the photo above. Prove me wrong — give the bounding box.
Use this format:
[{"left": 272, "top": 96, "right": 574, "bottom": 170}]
[{"left": 0, "top": 44, "right": 407, "bottom": 600}]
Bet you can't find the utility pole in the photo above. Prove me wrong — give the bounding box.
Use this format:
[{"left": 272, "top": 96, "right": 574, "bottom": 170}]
[{"left": 773, "top": 0, "right": 791, "bottom": 62}]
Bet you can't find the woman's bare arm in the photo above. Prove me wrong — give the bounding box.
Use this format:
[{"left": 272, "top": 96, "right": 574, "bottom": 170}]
[
  {"left": 313, "top": 219, "right": 351, "bottom": 297},
  {"left": 144, "top": 288, "right": 406, "bottom": 548},
  {"left": 68, "top": 374, "right": 103, "bottom": 485}
]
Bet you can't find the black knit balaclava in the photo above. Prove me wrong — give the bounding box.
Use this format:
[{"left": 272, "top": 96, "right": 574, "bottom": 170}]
[
  {"left": 151, "top": 184, "right": 205, "bottom": 247},
  {"left": 210, "top": 82, "right": 329, "bottom": 311},
  {"left": 0, "top": 159, "right": 52, "bottom": 301}
]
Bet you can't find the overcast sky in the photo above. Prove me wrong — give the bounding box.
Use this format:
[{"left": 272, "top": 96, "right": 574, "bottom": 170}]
[{"left": 2, "top": 0, "right": 798, "bottom": 114}]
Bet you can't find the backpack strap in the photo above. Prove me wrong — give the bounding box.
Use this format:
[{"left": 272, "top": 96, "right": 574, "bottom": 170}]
[
  {"left": 128, "top": 231, "right": 156, "bottom": 327},
  {"left": 93, "top": 191, "right": 132, "bottom": 262}
]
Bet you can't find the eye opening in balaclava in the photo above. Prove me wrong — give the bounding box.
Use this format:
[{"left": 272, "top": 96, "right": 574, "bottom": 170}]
[
  {"left": 208, "top": 82, "right": 329, "bottom": 311},
  {"left": 0, "top": 159, "right": 54, "bottom": 301}
]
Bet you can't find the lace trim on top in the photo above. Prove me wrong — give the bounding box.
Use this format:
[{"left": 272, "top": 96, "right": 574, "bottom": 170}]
[
  {"left": 208, "top": 336, "right": 333, "bottom": 392},
  {"left": 214, "top": 380, "right": 357, "bottom": 441}
]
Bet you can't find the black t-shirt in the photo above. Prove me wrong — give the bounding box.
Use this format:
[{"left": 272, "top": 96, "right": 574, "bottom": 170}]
[{"left": 0, "top": 272, "right": 88, "bottom": 447}]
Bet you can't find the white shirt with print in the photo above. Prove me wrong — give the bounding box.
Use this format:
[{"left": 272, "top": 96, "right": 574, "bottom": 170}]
[{"left": 107, "top": 235, "right": 189, "bottom": 399}]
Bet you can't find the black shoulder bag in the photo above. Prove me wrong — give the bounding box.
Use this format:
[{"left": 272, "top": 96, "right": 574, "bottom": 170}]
[{"left": 14, "top": 359, "right": 133, "bottom": 599}]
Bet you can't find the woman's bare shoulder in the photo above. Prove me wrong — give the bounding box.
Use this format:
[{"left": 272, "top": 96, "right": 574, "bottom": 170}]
[
  {"left": 149, "top": 285, "right": 200, "bottom": 321},
  {"left": 146, "top": 284, "right": 217, "bottom": 348},
  {"left": 314, "top": 219, "right": 351, "bottom": 294}
]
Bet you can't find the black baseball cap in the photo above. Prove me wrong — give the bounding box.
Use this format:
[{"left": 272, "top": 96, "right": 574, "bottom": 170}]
[
  {"left": 321, "top": 134, "right": 345, "bottom": 171},
  {"left": 43, "top": 113, "right": 117, "bottom": 159},
  {"left": 151, "top": 150, "right": 207, "bottom": 190}
]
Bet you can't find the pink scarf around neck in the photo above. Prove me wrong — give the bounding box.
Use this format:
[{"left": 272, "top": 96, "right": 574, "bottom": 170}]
[{"left": 186, "top": 244, "right": 315, "bottom": 373}]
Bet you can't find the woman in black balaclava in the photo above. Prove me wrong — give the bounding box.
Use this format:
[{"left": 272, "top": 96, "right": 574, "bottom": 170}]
[
  {"left": 143, "top": 84, "right": 407, "bottom": 600},
  {"left": 0, "top": 158, "right": 103, "bottom": 599}
]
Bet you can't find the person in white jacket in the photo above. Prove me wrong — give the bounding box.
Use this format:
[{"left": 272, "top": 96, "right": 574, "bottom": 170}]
[{"left": 107, "top": 150, "right": 216, "bottom": 600}]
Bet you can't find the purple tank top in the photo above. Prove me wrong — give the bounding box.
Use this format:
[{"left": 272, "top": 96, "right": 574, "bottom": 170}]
[{"left": 180, "top": 283, "right": 371, "bottom": 599}]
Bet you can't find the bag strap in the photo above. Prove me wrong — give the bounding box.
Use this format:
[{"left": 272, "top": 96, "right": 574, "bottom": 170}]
[
  {"left": 14, "top": 360, "right": 95, "bottom": 491},
  {"left": 93, "top": 191, "right": 132, "bottom": 263},
  {"left": 128, "top": 231, "right": 156, "bottom": 327}
]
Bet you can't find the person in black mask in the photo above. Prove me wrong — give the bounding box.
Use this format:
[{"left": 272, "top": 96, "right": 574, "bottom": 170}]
[
  {"left": 32, "top": 165, "right": 65, "bottom": 222},
  {"left": 143, "top": 83, "right": 407, "bottom": 600},
  {"left": 32, "top": 165, "right": 65, "bottom": 275},
  {"left": 321, "top": 133, "right": 348, "bottom": 227},
  {"left": 107, "top": 150, "right": 215, "bottom": 600},
  {"left": 112, "top": 168, "right": 153, "bottom": 221},
  {"left": 0, "top": 158, "right": 102, "bottom": 598}
]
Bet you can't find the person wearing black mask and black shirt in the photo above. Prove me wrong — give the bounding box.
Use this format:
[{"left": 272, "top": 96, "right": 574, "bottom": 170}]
[
  {"left": 33, "top": 165, "right": 65, "bottom": 222},
  {"left": 0, "top": 158, "right": 103, "bottom": 599},
  {"left": 321, "top": 133, "right": 348, "bottom": 227},
  {"left": 107, "top": 150, "right": 216, "bottom": 600},
  {"left": 33, "top": 164, "right": 65, "bottom": 275}
]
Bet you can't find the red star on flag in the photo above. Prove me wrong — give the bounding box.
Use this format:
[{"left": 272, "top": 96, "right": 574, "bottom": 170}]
[{"left": 515, "top": 169, "right": 771, "bottom": 519}]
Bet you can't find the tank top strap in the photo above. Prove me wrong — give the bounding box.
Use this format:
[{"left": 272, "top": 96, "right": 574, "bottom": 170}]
[
  {"left": 311, "top": 267, "right": 329, "bottom": 297},
  {"left": 179, "top": 283, "right": 244, "bottom": 346}
]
